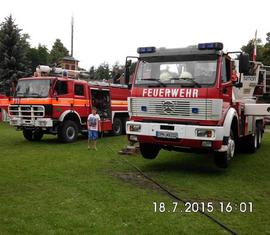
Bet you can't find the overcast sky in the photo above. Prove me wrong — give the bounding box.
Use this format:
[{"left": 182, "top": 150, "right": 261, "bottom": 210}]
[{"left": 1, "top": 0, "right": 269, "bottom": 69}]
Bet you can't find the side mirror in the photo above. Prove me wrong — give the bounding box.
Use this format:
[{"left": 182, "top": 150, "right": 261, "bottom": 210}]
[
  {"left": 126, "top": 60, "right": 132, "bottom": 67},
  {"left": 127, "top": 83, "right": 132, "bottom": 89},
  {"left": 124, "top": 60, "right": 132, "bottom": 86},
  {"left": 124, "top": 68, "right": 130, "bottom": 85},
  {"left": 239, "top": 53, "right": 249, "bottom": 74}
]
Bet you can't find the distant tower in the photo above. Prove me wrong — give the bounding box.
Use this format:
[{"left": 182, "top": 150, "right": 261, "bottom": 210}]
[{"left": 71, "top": 16, "right": 74, "bottom": 57}]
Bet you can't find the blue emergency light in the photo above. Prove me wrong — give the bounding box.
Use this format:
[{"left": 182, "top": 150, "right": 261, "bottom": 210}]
[
  {"left": 137, "top": 47, "right": 156, "bottom": 54},
  {"left": 198, "top": 42, "right": 223, "bottom": 50}
]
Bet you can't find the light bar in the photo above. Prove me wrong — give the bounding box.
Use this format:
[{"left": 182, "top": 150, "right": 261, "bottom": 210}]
[
  {"left": 198, "top": 42, "right": 223, "bottom": 50},
  {"left": 137, "top": 47, "right": 156, "bottom": 54}
]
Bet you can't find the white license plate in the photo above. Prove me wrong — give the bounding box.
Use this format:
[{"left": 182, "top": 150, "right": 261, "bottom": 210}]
[{"left": 156, "top": 131, "right": 178, "bottom": 139}]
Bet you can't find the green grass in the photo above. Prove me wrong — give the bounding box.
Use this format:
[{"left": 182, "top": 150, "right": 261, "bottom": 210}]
[{"left": 0, "top": 123, "right": 270, "bottom": 234}]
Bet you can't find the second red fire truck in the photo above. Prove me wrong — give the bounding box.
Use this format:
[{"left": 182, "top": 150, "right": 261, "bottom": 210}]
[
  {"left": 7, "top": 66, "right": 130, "bottom": 142},
  {"left": 126, "top": 43, "right": 270, "bottom": 168}
]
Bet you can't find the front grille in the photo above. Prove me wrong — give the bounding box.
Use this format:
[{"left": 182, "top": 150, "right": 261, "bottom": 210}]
[
  {"left": 130, "top": 98, "right": 222, "bottom": 120},
  {"left": 8, "top": 105, "right": 45, "bottom": 118}
]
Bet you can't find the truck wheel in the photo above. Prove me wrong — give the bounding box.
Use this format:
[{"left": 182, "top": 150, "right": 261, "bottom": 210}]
[
  {"left": 214, "top": 131, "right": 235, "bottom": 168},
  {"left": 140, "top": 143, "right": 160, "bottom": 159},
  {"left": 33, "top": 130, "right": 43, "bottom": 141},
  {"left": 256, "top": 123, "right": 263, "bottom": 149},
  {"left": 58, "top": 120, "right": 78, "bottom": 143},
  {"left": 112, "top": 117, "right": 123, "bottom": 136},
  {"left": 246, "top": 129, "right": 258, "bottom": 153},
  {"left": 23, "top": 129, "right": 33, "bottom": 141},
  {"left": 122, "top": 117, "right": 128, "bottom": 134}
]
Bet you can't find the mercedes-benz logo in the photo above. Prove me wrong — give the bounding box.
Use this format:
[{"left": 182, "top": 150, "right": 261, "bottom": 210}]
[{"left": 162, "top": 100, "right": 175, "bottom": 114}]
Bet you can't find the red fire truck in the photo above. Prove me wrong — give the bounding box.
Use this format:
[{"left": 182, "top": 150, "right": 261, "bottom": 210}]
[
  {"left": 7, "top": 66, "right": 130, "bottom": 142},
  {"left": 126, "top": 43, "right": 270, "bottom": 168}
]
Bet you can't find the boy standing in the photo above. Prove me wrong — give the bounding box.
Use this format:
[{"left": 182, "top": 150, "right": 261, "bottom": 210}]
[{"left": 87, "top": 107, "right": 101, "bottom": 150}]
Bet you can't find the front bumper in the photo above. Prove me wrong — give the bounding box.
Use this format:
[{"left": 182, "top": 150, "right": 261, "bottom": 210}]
[
  {"left": 9, "top": 117, "right": 53, "bottom": 128},
  {"left": 126, "top": 121, "right": 226, "bottom": 151}
]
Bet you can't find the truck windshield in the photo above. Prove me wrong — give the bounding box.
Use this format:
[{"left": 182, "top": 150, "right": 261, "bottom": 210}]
[
  {"left": 135, "top": 60, "right": 217, "bottom": 88},
  {"left": 15, "top": 79, "right": 51, "bottom": 98}
]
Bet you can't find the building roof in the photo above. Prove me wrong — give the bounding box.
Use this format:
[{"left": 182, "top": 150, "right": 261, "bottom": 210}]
[{"left": 60, "top": 56, "right": 79, "bottom": 62}]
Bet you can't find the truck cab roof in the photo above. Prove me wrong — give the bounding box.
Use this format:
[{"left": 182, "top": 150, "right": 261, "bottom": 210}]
[{"left": 139, "top": 47, "right": 220, "bottom": 58}]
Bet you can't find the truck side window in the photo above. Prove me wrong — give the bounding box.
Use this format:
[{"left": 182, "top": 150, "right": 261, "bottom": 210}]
[
  {"left": 75, "top": 84, "right": 84, "bottom": 96},
  {"left": 55, "top": 81, "right": 68, "bottom": 95},
  {"left": 221, "top": 58, "right": 230, "bottom": 83}
]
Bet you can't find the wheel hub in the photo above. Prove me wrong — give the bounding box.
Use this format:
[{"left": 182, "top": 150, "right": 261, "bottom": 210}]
[
  {"left": 227, "top": 137, "right": 235, "bottom": 159},
  {"left": 66, "top": 126, "right": 75, "bottom": 139}
]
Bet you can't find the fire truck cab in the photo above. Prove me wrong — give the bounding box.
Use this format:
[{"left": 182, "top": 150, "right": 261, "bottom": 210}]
[
  {"left": 8, "top": 67, "right": 129, "bottom": 142},
  {"left": 126, "top": 43, "right": 270, "bottom": 168}
]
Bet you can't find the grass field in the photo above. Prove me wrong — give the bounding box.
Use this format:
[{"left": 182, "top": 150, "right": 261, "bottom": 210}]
[{"left": 0, "top": 123, "right": 270, "bottom": 235}]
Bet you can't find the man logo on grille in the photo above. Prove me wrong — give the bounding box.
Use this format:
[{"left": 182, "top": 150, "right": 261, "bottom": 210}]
[{"left": 162, "top": 100, "right": 175, "bottom": 114}]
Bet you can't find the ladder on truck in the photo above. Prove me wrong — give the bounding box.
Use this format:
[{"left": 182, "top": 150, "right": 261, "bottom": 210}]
[
  {"left": 255, "top": 65, "right": 270, "bottom": 124},
  {"left": 264, "top": 66, "right": 270, "bottom": 95},
  {"left": 263, "top": 66, "right": 270, "bottom": 124}
]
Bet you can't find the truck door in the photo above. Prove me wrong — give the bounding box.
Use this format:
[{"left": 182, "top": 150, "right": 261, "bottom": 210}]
[
  {"left": 74, "top": 82, "right": 89, "bottom": 123},
  {"left": 53, "top": 80, "right": 71, "bottom": 119},
  {"left": 90, "top": 88, "right": 112, "bottom": 131},
  {"left": 220, "top": 57, "right": 232, "bottom": 104}
]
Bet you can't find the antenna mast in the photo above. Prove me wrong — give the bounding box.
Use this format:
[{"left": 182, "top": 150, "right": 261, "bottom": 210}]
[{"left": 71, "top": 16, "right": 74, "bottom": 57}]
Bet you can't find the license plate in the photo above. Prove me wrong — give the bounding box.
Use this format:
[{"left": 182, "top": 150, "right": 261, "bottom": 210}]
[{"left": 156, "top": 131, "right": 178, "bottom": 139}]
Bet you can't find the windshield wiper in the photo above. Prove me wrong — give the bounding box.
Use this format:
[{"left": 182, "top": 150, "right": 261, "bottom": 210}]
[
  {"left": 141, "top": 78, "right": 167, "bottom": 87},
  {"left": 170, "top": 77, "right": 201, "bottom": 88}
]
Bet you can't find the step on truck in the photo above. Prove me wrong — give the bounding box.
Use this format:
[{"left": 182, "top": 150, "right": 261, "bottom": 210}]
[
  {"left": 125, "top": 43, "right": 270, "bottom": 168},
  {"left": 7, "top": 66, "right": 130, "bottom": 142}
]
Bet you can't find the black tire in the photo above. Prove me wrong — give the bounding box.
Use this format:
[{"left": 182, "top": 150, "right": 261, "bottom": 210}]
[
  {"left": 58, "top": 120, "right": 79, "bottom": 143},
  {"left": 33, "top": 130, "right": 43, "bottom": 141},
  {"left": 122, "top": 117, "right": 128, "bottom": 134},
  {"left": 214, "top": 130, "right": 235, "bottom": 168},
  {"left": 256, "top": 123, "right": 263, "bottom": 149},
  {"left": 140, "top": 143, "right": 160, "bottom": 159},
  {"left": 112, "top": 117, "right": 123, "bottom": 136},
  {"left": 246, "top": 131, "right": 258, "bottom": 154},
  {"left": 23, "top": 129, "right": 33, "bottom": 141}
]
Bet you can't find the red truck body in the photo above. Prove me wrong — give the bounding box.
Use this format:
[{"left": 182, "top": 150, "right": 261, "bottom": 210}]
[
  {"left": 126, "top": 43, "right": 270, "bottom": 168},
  {"left": 7, "top": 76, "right": 129, "bottom": 142}
]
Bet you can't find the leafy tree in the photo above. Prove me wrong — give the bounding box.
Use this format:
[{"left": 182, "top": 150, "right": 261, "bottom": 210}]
[
  {"left": 95, "top": 62, "right": 110, "bottom": 80},
  {"left": 111, "top": 62, "right": 124, "bottom": 79},
  {"left": 241, "top": 32, "right": 270, "bottom": 65},
  {"left": 27, "top": 44, "right": 49, "bottom": 72},
  {"left": 0, "top": 15, "right": 31, "bottom": 85},
  {"left": 262, "top": 32, "right": 270, "bottom": 65},
  {"left": 241, "top": 38, "right": 264, "bottom": 62},
  {"left": 49, "top": 39, "right": 69, "bottom": 64}
]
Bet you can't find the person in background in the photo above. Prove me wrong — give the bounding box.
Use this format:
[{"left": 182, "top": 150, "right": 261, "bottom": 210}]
[{"left": 87, "top": 107, "right": 101, "bottom": 150}]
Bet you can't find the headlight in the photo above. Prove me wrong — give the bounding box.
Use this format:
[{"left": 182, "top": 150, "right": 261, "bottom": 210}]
[
  {"left": 128, "top": 124, "right": 141, "bottom": 132},
  {"left": 196, "top": 129, "right": 215, "bottom": 138}
]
